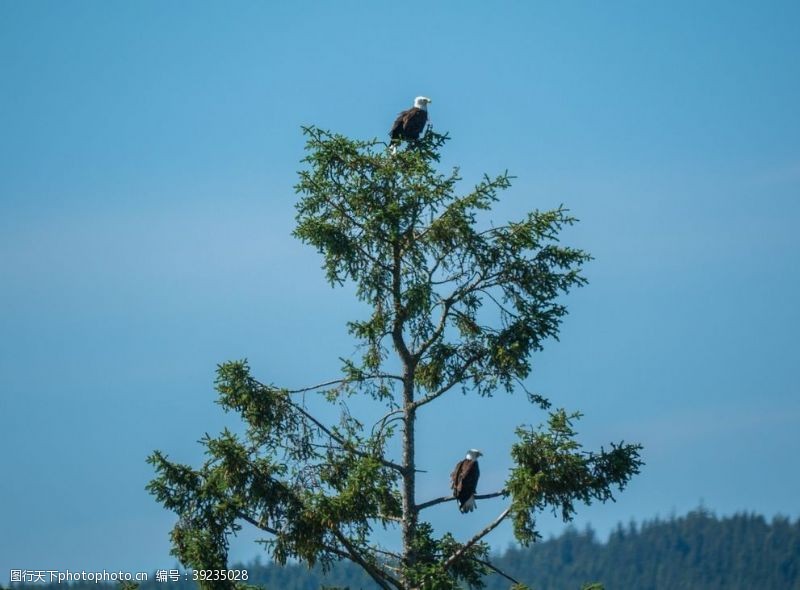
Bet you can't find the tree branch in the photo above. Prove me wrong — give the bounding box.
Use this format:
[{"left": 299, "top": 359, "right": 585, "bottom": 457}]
[
  {"left": 318, "top": 191, "right": 394, "bottom": 271},
  {"left": 371, "top": 407, "right": 404, "bottom": 438},
  {"left": 424, "top": 246, "right": 454, "bottom": 286},
  {"left": 413, "top": 297, "right": 453, "bottom": 361},
  {"left": 255, "top": 378, "right": 405, "bottom": 474},
  {"left": 472, "top": 557, "right": 522, "bottom": 586},
  {"left": 239, "top": 511, "right": 402, "bottom": 588},
  {"left": 237, "top": 511, "right": 355, "bottom": 562},
  {"left": 416, "top": 490, "right": 507, "bottom": 511},
  {"left": 293, "top": 398, "right": 405, "bottom": 474},
  {"left": 286, "top": 373, "right": 403, "bottom": 395},
  {"left": 237, "top": 512, "right": 279, "bottom": 537},
  {"left": 391, "top": 241, "right": 414, "bottom": 368},
  {"left": 443, "top": 506, "right": 511, "bottom": 569},
  {"left": 287, "top": 378, "right": 350, "bottom": 394},
  {"left": 477, "top": 286, "right": 520, "bottom": 320},
  {"left": 411, "top": 350, "right": 485, "bottom": 411},
  {"left": 331, "top": 529, "right": 402, "bottom": 590}
]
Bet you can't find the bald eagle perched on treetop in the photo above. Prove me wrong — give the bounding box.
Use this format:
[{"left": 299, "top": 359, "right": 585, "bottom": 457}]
[
  {"left": 390, "top": 96, "right": 431, "bottom": 142},
  {"left": 451, "top": 449, "right": 482, "bottom": 513}
]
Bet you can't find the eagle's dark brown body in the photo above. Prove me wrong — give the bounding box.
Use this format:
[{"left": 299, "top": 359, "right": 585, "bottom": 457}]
[
  {"left": 451, "top": 457, "right": 480, "bottom": 513},
  {"left": 389, "top": 106, "right": 428, "bottom": 141}
]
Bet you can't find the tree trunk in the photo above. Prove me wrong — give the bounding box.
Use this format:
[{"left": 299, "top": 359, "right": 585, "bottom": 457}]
[{"left": 400, "top": 364, "right": 417, "bottom": 588}]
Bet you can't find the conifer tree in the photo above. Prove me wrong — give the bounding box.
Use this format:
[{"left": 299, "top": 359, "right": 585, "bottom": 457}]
[{"left": 147, "top": 128, "right": 642, "bottom": 590}]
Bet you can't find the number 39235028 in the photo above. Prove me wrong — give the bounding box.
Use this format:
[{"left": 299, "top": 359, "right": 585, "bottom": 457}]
[{"left": 192, "top": 570, "right": 248, "bottom": 581}]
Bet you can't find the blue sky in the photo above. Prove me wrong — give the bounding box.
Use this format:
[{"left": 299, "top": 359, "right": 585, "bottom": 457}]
[{"left": 1, "top": 0, "right": 799, "bottom": 582}]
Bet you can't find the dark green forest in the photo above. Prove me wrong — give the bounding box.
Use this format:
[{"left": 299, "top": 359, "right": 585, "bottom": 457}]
[{"left": 8, "top": 510, "right": 799, "bottom": 590}]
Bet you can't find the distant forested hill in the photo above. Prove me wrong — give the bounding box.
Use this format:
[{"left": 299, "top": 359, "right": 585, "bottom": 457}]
[
  {"left": 488, "top": 510, "right": 800, "bottom": 589},
  {"left": 7, "top": 510, "right": 799, "bottom": 590}
]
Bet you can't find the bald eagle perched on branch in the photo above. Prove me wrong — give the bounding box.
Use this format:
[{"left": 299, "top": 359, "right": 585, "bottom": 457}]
[
  {"left": 390, "top": 96, "right": 431, "bottom": 142},
  {"left": 451, "top": 449, "right": 482, "bottom": 513}
]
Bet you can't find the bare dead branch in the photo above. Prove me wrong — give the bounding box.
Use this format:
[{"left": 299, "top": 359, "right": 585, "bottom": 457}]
[
  {"left": 371, "top": 407, "right": 404, "bottom": 438},
  {"left": 472, "top": 556, "right": 522, "bottom": 585},
  {"left": 254, "top": 378, "right": 405, "bottom": 474},
  {"left": 443, "top": 506, "right": 512, "bottom": 569},
  {"left": 332, "top": 529, "right": 402, "bottom": 590},
  {"left": 287, "top": 373, "right": 403, "bottom": 395},
  {"left": 237, "top": 512, "right": 353, "bottom": 561}
]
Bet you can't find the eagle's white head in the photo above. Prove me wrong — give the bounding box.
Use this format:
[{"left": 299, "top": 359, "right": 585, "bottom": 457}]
[
  {"left": 466, "top": 449, "right": 482, "bottom": 461},
  {"left": 414, "top": 96, "right": 432, "bottom": 110}
]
